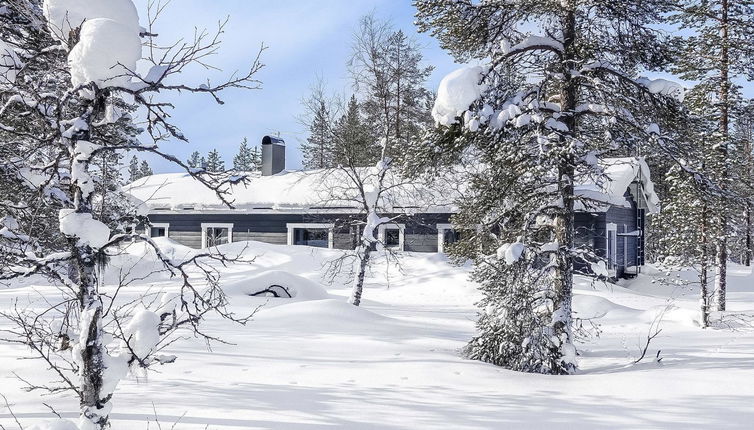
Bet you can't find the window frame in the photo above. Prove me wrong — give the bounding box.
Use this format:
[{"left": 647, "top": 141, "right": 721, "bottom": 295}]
[
  {"left": 201, "top": 222, "right": 234, "bottom": 248},
  {"left": 286, "top": 223, "right": 334, "bottom": 249},
  {"left": 606, "top": 222, "right": 617, "bottom": 271},
  {"left": 436, "top": 223, "right": 481, "bottom": 254},
  {"left": 378, "top": 223, "right": 405, "bottom": 251},
  {"left": 146, "top": 222, "right": 170, "bottom": 238}
]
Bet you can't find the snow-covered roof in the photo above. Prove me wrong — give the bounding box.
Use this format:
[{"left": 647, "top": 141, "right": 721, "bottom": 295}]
[
  {"left": 124, "top": 168, "right": 457, "bottom": 213},
  {"left": 576, "top": 157, "right": 660, "bottom": 214},
  {"left": 125, "top": 157, "right": 659, "bottom": 214}
]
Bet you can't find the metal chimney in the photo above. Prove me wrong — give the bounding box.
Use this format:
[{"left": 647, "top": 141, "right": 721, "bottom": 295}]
[{"left": 261, "top": 135, "right": 285, "bottom": 176}]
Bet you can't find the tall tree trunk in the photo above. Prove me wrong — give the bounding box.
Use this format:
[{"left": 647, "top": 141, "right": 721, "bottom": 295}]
[
  {"left": 700, "top": 203, "right": 710, "bottom": 328},
  {"left": 715, "top": 0, "right": 730, "bottom": 311},
  {"left": 549, "top": 2, "right": 577, "bottom": 374},
  {"left": 746, "top": 201, "right": 752, "bottom": 266}
]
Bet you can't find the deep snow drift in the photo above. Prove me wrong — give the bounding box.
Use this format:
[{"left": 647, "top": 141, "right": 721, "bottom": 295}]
[{"left": 1, "top": 240, "right": 753, "bottom": 429}]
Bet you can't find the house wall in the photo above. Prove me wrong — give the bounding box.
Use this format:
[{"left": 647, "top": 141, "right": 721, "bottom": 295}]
[
  {"left": 577, "top": 192, "right": 640, "bottom": 279},
  {"left": 147, "top": 212, "right": 451, "bottom": 252}
]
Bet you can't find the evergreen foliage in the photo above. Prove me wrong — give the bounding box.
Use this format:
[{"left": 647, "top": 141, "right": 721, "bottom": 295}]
[
  {"left": 414, "top": 0, "right": 683, "bottom": 374},
  {"left": 206, "top": 149, "right": 225, "bottom": 172}
]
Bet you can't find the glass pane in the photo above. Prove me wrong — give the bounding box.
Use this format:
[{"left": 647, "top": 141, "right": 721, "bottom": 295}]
[
  {"left": 444, "top": 229, "right": 461, "bottom": 244},
  {"left": 150, "top": 227, "right": 165, "bottom": 237},
  {"left": 385, "top": 228, "right": 400, "bottom": 247},
  {"left": 207, "top": 227, "right": 228, "bottom": 246},
  {"left": 294, "top": 228, "right": 329, "bottom": 248}
]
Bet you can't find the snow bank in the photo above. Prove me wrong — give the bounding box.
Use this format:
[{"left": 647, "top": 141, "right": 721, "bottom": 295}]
[
  {"left": 254, "top": 299, "right": 385, "bottom": 328},
  {"left": 68, "top": 18, "right": 142, "bottom": 88},
  {"left": 25, "top": 419, "right": 78, "bottom": 430},
  {"left": 43, "top": 0, "right": 140, "bottom": 44},
  {"left": 58, "top": 209, "right": 111, "bottom": 248},
  {"left": 0, "top": 39, "right": 19, "bottom": 88},
  {"left": 223, "top": 270, "right": 329, "bottom": 300},
  {"left": 432, "top": 65, "right": 486, "bottom": 126}
]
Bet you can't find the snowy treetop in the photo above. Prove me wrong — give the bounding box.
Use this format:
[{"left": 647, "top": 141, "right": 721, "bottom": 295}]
[{"left": 576, "top": 157, "right": 660, "bottom": 213}]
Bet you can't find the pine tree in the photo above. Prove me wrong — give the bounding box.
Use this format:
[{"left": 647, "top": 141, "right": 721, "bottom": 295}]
[
  {"left": 302, "top": 99, "right": 335, "bottom": 169},
  {"left": 672, "top": 0, "right": 754, "bottom": 311},
  {"left": 187, "top": 151, "right": 201, "bottom": 168},
  {"left": 206, "top": 149, "right": 225, "bottom": 172},
  {"left": 233, "top": 137, "right": 259, "bottom": 172},
  {"left": 414, "top": 0, "right": 681, "bottom": 374},
  {"left": 139, "top": 160, "right": 153, "bottom": 178},
  {"left": 128, "top": 155, "right": 141, "bottom": 182},
  {"left": 333, "top": 96, "right": 377, "bottom": 166},
  {"left": 350, "top": 15, "right": 433, "bottom": 164},
  {"left": 250, "top": 145, "right": 261, "bottom": 171}
]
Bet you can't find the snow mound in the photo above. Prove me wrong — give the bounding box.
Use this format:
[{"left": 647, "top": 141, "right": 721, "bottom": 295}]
[
  {"left": 254, "top": 299, "right": 385, "bottom": 327},
  {"left": 573, "top": 294, "right": 638, "bottom": 319},
  {"left": 68, "top": 18, "right": 142, "bottom": 88},
  {"left": 0, "top": 39, "right": 19, "bottom": 88},
  {"left": 641, "top": 304, "right": 699, "bottom": 327},
  {"left": 432, "top": 65, "right": 486, "bottom": 126},
  {"left": 43, "top": 0, "right": 140, "bottom": 44},
  {"left": 102, "top": 237, "right": 197, "bottom": 285},
  {"left": 126, "top": 309, "right": 161, "bottom": 358},
  {"left": 58, "top": 209, "right": 110, "bottom": 248},
  {"left": 223, "top": 270, "right": 329, "bottom": 300},
  {"left": 25, "top": 419, "right": 78, "bottom": 430}
]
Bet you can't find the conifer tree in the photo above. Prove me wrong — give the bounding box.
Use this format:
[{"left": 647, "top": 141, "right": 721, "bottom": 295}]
[
  {"left": 672, "top": 0, "right": 754, "bottom": 311},
  {"left": 187, "top": 150, "right": 201, "bottom": 168},
  {"left": 206, "top": 149, "right": 225, "bottom": 172},
  {"left": 302, "top": 99, "right": 335, "bottom": 169},
  {"left": 233, "top": 137, "right": 254, "bottom": 171},
  {"left": 414, "top": 0, "right": 682, "bottom": 374},
  {"left": 139, "top": 159, "right": 153, "bottom": 178},
  {"left": 250, "top": 144, "right": 262, "bottom": 171},
  {"left": 128, "top": 155, "right": 141, "bottom": 182},
  {"left": 333, "top": 95, "right": 377, "bottom": 166}
]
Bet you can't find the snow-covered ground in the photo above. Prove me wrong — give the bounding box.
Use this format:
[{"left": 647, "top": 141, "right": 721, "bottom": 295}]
[{"left": 2, "top": 240, "right": 753, "bottom": 429}]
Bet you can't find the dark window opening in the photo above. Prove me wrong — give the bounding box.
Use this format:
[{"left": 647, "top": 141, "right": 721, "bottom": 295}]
[
  {"left": 294, "top": 228, "right": 329, "bottom": 248},
  {"left": 384, "top": 228, "right": 400, "bottom": 248},
  {"left": 206, "top": 227, "right": 229, "bottom": 247},
  {"left": 443, "top": 229, "right": 462, "bottom": 245},
  {"left": 150, "top": 227, "right": 166, "bottom": 237}
]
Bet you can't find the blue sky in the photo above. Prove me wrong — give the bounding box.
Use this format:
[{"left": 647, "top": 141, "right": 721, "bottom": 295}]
[{"left": 131, "top": 0, "right": 461, "bottom": 173}]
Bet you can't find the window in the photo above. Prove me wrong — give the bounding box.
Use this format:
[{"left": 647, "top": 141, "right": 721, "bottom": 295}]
[
  {"left": 287, "top": 223, "right": 334, "bottom": 248},
  {"left": 378, "top": 224, "right": 404, "bottom": 251},
  {"left": 606, "top": 223, "right": 617, "bottom": 270},
  {"left": 147, "top": 223, "right": 169, "bottom": 238},
  {"left": 201, "top": 223, "right": 233, "bottom": 248}
]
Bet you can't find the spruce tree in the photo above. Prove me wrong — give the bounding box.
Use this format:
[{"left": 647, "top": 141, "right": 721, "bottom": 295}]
[
  {"left": 672, "top": 0, "right": 754, "bottom": 311},
  {"left": 139, "top": 160, "right": 153, "bottom": 178},
  {"left": 128, "top": 155, "right": 140, "bottom": 182},
  {"left": 206, "top": 149, "right": 225, "bottom": 172},
  {"left": 250, "top": 145, "right": 262, "bottom": 171},
  {"left": 233, "top": 137, "right": 254, "bottom": 171},
  {"left": 414, "top": 0, "right": 681, "bottom": 374},
  {"left": 302, "top": 99, "right": 334, "bottom": 169},
  {"left": 187, "top": 150, "right": 201, "bottom": 168},
  {"left": 333, "top": 95, "right": 377, "bottom": 166}
]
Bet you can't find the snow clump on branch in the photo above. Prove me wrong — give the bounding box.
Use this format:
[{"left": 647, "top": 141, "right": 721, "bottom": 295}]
[
  {"left": 68, "top": 18, "right": 142, "bottom": 88},
  {"left": 432, "top": 65, "right": 487, "bottom": 126},
  {"left": 43, "top": 0, "right": 141, "bottom": 44}
]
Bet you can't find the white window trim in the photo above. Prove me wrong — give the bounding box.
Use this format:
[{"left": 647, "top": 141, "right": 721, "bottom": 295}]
[
  {"left": 437, "top": 223, "right": 453, "bottom": 254},
  {"left": 286, "top": 223, "right": 334, "bottom": 249},
  {"left": 378, "top": 223, "right": 405, "bottom": 251},
  {"left": 606, "top": 223, "right": 617, "bottom": 273},
  {"left": 436, "top": 223, "right": 482, "bottom": 254},
  {"left": 201, "top": 222, "right": 233, "bottom": 248},
  {"left": 147, "top": 222, "right": 170, "bottom": 238}
]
